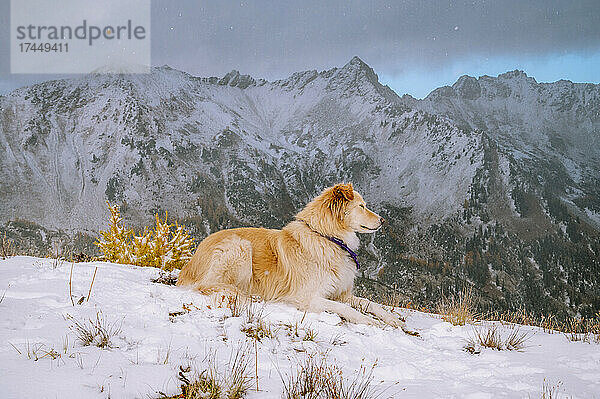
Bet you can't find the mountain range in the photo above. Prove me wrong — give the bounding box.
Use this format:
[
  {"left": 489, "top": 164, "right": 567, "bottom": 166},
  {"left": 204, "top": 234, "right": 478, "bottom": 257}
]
[{"left": 1, "top": 56, "right": 598, "bottom": 318}]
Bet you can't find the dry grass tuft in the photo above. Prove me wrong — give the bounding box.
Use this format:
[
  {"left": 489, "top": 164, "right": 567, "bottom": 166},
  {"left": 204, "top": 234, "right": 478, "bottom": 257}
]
[
  {"left": 483, "top": 308, "right": 560, "bottom": 333},
  {"left": 436, "top": 287, "right": 478, "bottom": 326},
  {"left": 160, "top": 346, "right": 252, "bottom": 399},
  {"left": 538, "top": 379, "right": 565, "bottom": 399},
  {"left": 281, "top": 355, "right": 383, "bottom": 399},
  {"left": 49, "top": 245, "right": 66, "bottom": 269},
  {"left": 303, "top": 327, "right": 318, "bottom": 342},
  {"left": 225, "top": 346, "right": 253, "bottom": 399},
  {"left": 223, "top": 294, "right": 248, "bottom": 318},
  {"left": 480, "top": 309, "right": 600, "bottom": 343},
  {"left": 241, "top": 301, "right": 274, "bottom": 342},
  {"left": 167, "top": 365, "right": 222, "bottom": 399},
  {"left": 282, "top": 321, "right": 319, "bottom": 344},
  {"left": 465, "top": 324, "right": 531, "bottom": 353},
  {"left": 152, "top": 271, "right": 179, "bottom": 286},
  {"left": 67, "top": 311, "right": 122, "bottom": 349},
  {"left": 241, "top": 319, "right": 274, "bottom": 342},
  {"left": 283, "top": 321, "right": 303, "bottom": 340},
  {"left": 562, "top": 314, "right": 600, "bottom": 343},
  {"left": 10, "top": 340, "right": 62, "bottom": 362},
  {"left": 212, "top": 293, "right": 255, "bottom": 318},
  {"left": 281, "top": 355, "right": 330, "bottom": 399},
  {"left": 157, "top": 342, "right": 173, "bottom": 365},
  {"left": 329, "top": 333, "right": 348, "bottom": 347},
  {"left": 504, "top": 328, "right": 531, "bottom": 350},
  {"left": 96, "top": 203, "right": 194, "bottom": 270},
  {"left": 0, "top": 232, "right": 15, "bottom": 259},
  {"left": 325, "top": 362, "right": 380, "bottom": 399}
]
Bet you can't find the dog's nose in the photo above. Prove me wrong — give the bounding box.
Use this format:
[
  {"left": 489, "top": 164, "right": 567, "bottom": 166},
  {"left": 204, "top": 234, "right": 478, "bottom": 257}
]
[{"left": 380, "top": 217, "right": 385, "bottom": 224}]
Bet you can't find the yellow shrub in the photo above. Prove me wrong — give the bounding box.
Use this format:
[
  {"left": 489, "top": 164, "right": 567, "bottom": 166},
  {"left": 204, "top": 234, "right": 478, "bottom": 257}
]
[
  {"left": 96, "top": 203, "right": 133, "bottom": 264},
  {"left": 132, "top": 226, "right": 154, "bottom": 267},
  {"left": 96, "top": 204, "right": 195, "bottom": 270}
]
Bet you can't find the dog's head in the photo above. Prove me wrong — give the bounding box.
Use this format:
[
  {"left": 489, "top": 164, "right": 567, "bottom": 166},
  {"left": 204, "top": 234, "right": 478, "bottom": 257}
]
[{"left": 296, "top": 183, "right": 385, "bottom": 235}]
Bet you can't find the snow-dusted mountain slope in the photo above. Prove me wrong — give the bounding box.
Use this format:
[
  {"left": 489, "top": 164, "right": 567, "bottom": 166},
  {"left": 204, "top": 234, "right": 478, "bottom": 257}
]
[
  {"left": 0, "top": 57, "right": 480, "bottom": 232},
  {"left": 1, "top": 256, "right": 598, "bottom": 399},
  {"left": 1, "top": 57, "right": 599, "bottom": 319},
  {"left": 419, "top": 70, "right": 600, "bottom": 228},
  {"left": 422, "top": 71, "right": 600, "bottom": 172}
]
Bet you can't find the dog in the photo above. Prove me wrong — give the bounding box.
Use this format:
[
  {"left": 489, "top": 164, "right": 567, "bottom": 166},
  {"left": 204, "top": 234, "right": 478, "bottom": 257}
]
[{"left": 177, "top": 183, "right": 404, "bottom": 327}]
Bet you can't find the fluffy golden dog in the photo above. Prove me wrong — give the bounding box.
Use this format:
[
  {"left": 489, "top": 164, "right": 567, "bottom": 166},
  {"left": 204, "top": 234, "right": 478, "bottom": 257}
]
[{"left": 177, "top": 183, "right": 404, "bottom": 327}]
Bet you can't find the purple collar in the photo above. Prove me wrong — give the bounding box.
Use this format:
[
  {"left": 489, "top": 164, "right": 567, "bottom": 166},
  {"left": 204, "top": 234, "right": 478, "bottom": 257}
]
[
  {"left": 325, "top": 235, "right": 361, "bottom": 270},
  {"left": 299, "top": 220, "right": 360, "bottom": 270}
]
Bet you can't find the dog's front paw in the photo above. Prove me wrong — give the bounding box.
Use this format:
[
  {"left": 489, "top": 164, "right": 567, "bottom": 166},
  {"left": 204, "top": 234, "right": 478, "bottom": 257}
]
[
  {"left": 376, "top": 310, "right": 404, "bottom": 328},
  {"left": 382, "top": 316, "right": 408, "bottom": 329},
  {"left": 338, "top": 312, "right": 379, "bottom": 326},
  {"left": 352, "top": 313, "right": 380, "bottom": 326},
  {"left": 384, "top": 317, "right": 404, "bottom": 328}
]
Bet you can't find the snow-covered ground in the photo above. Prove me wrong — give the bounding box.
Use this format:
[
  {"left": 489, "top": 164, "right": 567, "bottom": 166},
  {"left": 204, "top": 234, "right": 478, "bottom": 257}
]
[{"left": 1, "top": 256, "right": 598, "bottom": 398}]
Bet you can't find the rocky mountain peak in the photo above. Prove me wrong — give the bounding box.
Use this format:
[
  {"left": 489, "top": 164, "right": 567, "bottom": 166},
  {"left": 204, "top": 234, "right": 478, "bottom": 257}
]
[
  {"left": 275, "top": 70, "right": 320, "bottom": 90},
  {"left": 451, "top": 75, "right": 481, "bottom": 100},
  {"left": 324, "top": 56, "right": 399, "bottom": 102},
  {"left": 338, "top": 56, "right": 379, "bottom": 83},
  {"left": 346, "top": 55, "right": 370, "bottom": 69},
  {"left": 427, "top": 69, "right": 544, "bottom": 101},
  {"left": 218, "top": 70, "right": 256, "bottom": 89},
  {"left": 498, "top": 69, "right": 530, "bottom": 80},
  {"left": 494, "top": 70, "right": 539, "bottom": 91}
]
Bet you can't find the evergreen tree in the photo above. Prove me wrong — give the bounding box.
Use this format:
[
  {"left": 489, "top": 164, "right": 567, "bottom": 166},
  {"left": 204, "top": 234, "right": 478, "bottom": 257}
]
[{"left": 96, "top": 203, "right": 133, "bottom": 263}]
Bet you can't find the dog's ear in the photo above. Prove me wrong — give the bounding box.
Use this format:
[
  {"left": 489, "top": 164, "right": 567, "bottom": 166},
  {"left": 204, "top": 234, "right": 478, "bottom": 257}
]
[
  {"left": 325, "top": 183, "right": 354, "bottom": 222},
  {"left": 331, "top": 183, "right": 354, "bottom": 202}
]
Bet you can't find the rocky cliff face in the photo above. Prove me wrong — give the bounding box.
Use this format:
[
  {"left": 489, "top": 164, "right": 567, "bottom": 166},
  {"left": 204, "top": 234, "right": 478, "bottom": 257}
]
[{"left": 1, "top": 57, "right": 598, "bottom": 318}]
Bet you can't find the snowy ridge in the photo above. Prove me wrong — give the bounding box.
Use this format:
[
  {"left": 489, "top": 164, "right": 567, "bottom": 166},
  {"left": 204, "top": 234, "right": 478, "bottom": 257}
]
[
  {"left": 1, "top": 256, "right": 599, "bottom": 398},
  {"left": 421, "top": 70, "right": 600, "bottom": 174},
  {"left": 0, "top": 57, "right": 479, "bottom": 231}
]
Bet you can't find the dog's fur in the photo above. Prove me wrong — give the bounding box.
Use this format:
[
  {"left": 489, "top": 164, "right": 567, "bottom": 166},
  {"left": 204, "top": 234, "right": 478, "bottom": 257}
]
[{"left": 177, "top": 183, "right": 404, "bottom": 327}]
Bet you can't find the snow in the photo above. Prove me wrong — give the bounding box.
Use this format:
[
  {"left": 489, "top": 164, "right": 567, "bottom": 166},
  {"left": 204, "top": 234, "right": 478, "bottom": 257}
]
[
  {"left": 584, "top": 208, "right": 600, "bottom": 228},
  {"left": 1, "top": 256, "right": 599, "bottom": 399}
]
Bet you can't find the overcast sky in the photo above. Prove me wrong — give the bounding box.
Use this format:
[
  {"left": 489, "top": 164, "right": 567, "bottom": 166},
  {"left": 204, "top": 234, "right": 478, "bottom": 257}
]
[{"left": 1, "top": 0, "right": 599, "bottom": 98}]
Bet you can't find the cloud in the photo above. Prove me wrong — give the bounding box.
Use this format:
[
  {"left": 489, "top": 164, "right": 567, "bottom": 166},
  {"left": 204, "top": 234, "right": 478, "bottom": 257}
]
[
  {"left": 149, "top": 0, "right": 600, "bottom": 79},
  {"left": 1, "top": 0, "right": 599, "bottom": 94}
]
